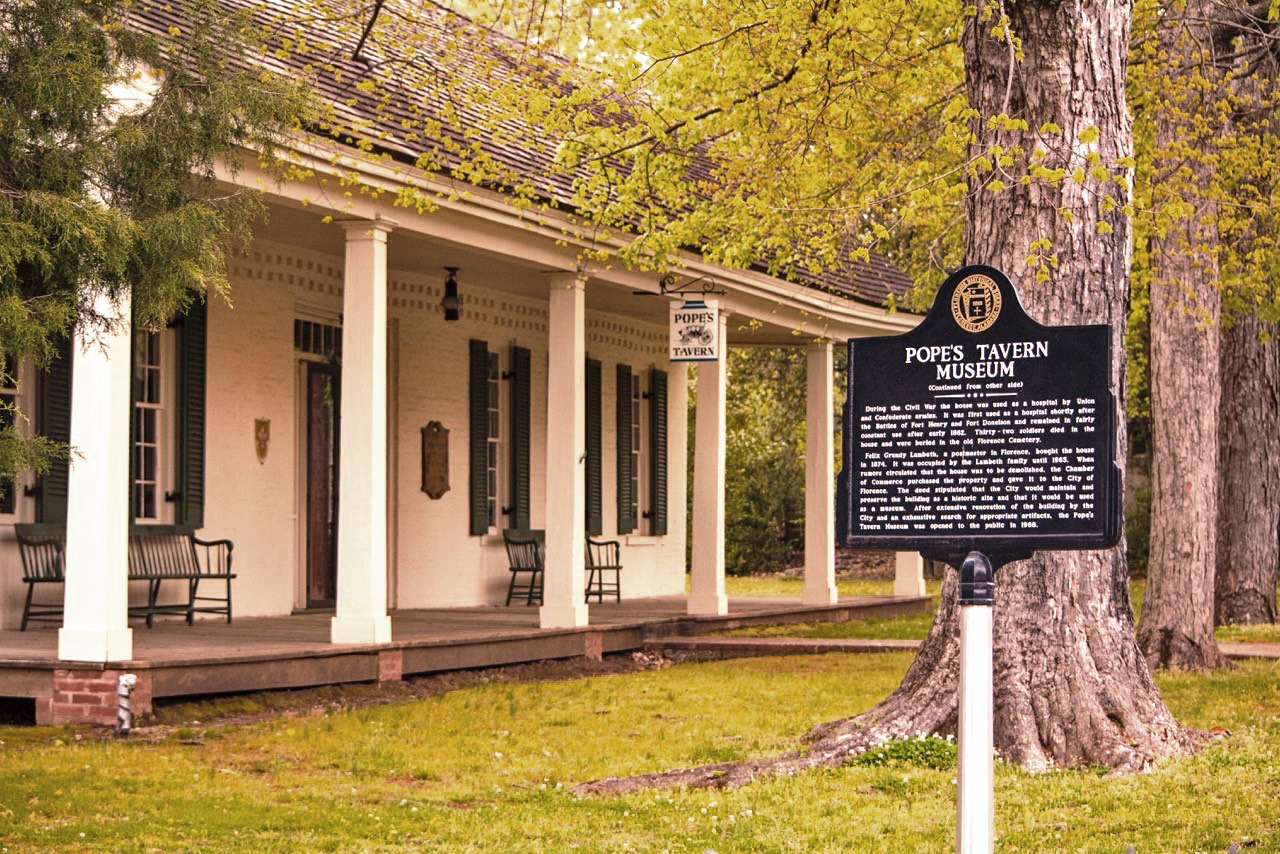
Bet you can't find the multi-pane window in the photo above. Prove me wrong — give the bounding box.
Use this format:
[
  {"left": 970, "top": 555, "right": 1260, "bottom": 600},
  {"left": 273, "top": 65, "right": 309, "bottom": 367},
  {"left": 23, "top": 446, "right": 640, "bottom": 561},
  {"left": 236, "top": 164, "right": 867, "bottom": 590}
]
[
  {"left": 486, "top": 351, "right": 501, "bottom": 529},
  {"left": 0, "top": 356, "right": 17, "bottom": 515},
  {"left": 629, "top": 372, "right": 642, "bottom": 532},
  {"left": 133, "top": 330, "right": 169, "bottom": 522}
]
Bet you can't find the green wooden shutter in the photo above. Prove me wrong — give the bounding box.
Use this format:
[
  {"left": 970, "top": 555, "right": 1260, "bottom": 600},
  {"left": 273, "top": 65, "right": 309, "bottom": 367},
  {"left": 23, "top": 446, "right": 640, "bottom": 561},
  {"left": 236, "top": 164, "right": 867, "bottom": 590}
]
[
  {"left": 509, "top": 345, "right": 531, "bottom": 530},
  {"left": 648, "top": 369, "right": 668, "bottom": 536},
  {"left": 585, "top": 356, "right": 602, "bottom": 536},
  {"left": 176, "top": 301, "right": 207, "bottom": 528},
  {"left": 469, "top": 339, "right": 490, "bottom": 535},
  {"left": 36, "top": 335, "right": 73, "bottom": 523},
  {"left": 615, "top": 364, "right": 634, "bottom": 534}
]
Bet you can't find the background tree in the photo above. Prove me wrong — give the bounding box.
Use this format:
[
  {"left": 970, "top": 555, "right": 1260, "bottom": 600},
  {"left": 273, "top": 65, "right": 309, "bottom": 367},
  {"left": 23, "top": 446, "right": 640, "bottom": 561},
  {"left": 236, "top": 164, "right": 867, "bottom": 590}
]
[
  {"left": 0, "top": 0, "right": 310, "bottom": 471},
  {"left": 1128, "top": 0, "right": 1280, "bottom": 647},
  {"left": 1134, "top": 0, "right": 1229, "bottom": 670},
  {"left": 1216, "top": 313, "right": 1279, "bottom": 625},
  {"left": 1211, "top": 5, "right": 1280, "bottom": 628},
  {"left": 723, "top": 348, "right": 807, "bottom": 575}
]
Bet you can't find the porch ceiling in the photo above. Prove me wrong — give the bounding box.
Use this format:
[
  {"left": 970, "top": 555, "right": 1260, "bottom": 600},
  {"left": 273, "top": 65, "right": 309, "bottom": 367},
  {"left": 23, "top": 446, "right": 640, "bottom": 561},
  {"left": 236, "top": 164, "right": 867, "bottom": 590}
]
[{"left": 250, "top": 199, "right": 890, "bottom": 346}]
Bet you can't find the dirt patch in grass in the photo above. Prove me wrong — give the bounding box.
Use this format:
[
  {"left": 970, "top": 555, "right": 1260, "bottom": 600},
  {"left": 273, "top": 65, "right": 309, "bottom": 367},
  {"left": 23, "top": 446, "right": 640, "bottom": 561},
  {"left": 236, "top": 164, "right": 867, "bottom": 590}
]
[{"left": 119, "top": 651, "right": 675, "bottom": 740}]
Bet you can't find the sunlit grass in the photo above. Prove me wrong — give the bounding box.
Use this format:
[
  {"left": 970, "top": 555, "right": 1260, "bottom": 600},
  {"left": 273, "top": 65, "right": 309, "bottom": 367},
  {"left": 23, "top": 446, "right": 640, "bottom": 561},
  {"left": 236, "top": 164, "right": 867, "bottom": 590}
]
[
  {"left": 720, "top": 574, "right": 942, "bottom": 599},
  {"left": 1132, "top": 578, "right": 1280, "bottom": 644},
  {"left": 1217, "top": 622, "right": 1280, "bottom": 644},
  {"left": 718, "top": 612, "right": 936, "bottom": 641},
  {"left": 1, "top": 654, "right": 1279, "bottom": 852}
]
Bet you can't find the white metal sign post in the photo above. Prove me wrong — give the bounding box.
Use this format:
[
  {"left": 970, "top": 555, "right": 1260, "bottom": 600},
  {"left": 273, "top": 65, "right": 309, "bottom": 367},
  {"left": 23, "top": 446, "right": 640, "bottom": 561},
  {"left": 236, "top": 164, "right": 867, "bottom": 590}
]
[{"left": 957, "top": 551, "right": 995, "bottom": 854}]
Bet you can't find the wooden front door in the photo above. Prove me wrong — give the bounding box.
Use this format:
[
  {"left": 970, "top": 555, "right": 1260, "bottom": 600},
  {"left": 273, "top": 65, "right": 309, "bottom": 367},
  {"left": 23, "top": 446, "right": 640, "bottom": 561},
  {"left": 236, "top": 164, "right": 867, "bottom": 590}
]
[{"left": 305, "top": 361, "right": 340, "bottom": 607}]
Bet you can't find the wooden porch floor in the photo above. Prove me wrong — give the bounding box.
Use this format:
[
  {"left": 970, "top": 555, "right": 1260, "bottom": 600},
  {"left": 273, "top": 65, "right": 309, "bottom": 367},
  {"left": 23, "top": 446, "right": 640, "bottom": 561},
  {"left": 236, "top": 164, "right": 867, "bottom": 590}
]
[{"left": 0, "top": 594, "right": 930, "bottom": 711}]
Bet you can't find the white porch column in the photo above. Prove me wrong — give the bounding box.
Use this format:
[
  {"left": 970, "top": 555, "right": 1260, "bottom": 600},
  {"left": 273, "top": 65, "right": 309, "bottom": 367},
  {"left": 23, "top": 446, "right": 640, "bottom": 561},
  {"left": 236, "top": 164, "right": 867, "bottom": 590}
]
[
  {"left": 59, "top": 291, "right": 134, "bottom": 662},
  {"left": 689, "top": 309, "right": 729, "bottom": 616},
  {"left": 541, "top": 273, "right": 590, "bottom": 628},
  {"left": 894, "top": 552, "right": 927, "bottom": 596},
  {"left": 803, "top": 340, "right": 838, "bottom": 605},
  {"left": 331, "top": 217, "right": 395, "bottom": 645}
]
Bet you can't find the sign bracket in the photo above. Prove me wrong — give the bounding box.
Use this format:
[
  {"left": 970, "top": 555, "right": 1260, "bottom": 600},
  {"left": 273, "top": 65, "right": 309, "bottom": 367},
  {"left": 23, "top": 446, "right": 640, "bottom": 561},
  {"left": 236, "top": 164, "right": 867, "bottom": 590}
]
[{"left": 633, "top": 274, "right": 728, "bottom": 297}]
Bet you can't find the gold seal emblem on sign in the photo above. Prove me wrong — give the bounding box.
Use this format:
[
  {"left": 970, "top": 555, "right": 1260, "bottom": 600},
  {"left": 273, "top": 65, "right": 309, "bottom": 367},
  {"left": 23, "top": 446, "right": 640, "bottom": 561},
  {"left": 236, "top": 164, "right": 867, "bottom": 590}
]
[{"left": 950, "top": 273, "right": 1002, "bottom": 333}]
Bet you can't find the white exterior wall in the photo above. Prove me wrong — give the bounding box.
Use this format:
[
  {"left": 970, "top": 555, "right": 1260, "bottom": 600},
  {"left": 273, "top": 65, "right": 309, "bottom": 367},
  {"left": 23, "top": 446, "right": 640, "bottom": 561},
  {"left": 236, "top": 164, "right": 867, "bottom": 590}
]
[
  {"left": 203, "top": 245, "right": 321, "bottom": 617},
  {"left": 204, "top": 240, "right": 687, "bottom": 615}
]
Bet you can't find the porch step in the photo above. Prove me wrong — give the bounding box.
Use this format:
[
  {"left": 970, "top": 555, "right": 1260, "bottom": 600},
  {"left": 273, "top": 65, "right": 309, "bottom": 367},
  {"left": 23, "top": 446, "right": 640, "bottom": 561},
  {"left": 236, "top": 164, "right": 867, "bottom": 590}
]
[
  {"left": 1220, "top": 642, "right": 1280, "bottom": 661},
  {"left": 646, "top": 636, "right": 921, "bottom": 656}
]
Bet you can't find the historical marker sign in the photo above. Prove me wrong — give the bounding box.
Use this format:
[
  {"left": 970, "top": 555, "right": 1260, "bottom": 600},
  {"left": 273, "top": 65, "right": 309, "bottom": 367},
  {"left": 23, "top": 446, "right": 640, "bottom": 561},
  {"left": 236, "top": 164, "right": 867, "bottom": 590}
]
[{"left": 837, "top": 265, "right": 1122, "bottom": 559}]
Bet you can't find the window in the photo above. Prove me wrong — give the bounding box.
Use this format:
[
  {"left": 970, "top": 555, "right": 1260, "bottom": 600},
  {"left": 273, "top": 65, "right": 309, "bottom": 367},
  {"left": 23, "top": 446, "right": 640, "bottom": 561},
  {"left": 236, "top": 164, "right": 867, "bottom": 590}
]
[
  {"left": 133, "top": 328, "right": 175, "bottom": 523},
  {"left": 629, "top": 371, "right": 642, "bottom": 529},
  {"left": 0, "top": 354, "right": 49, "bottom": 522},
  {"left": 130, "top": 303, "right": 207, "bottom": 528},
  {"left": 486, "top": 350, "right": 501, "bottom": 529},
  {"left": 0, "top": 356, "right": 18, "bottom": 516}
]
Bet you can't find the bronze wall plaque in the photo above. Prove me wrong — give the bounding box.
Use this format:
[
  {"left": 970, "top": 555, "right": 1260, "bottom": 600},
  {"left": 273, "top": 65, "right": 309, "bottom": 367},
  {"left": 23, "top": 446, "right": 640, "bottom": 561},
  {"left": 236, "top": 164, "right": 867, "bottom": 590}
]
[
  {"left": 255, "top": 418, "right": 270, "bottom": 465},
  {"left": 421, "top": 422, "right": 449, "bottom": 499}
]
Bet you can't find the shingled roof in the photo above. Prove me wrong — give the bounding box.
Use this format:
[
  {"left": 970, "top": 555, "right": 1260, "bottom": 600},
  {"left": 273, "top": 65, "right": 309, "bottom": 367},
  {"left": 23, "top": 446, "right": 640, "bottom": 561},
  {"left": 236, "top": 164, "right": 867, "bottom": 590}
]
[{"left": 128, "top": 0, "right": 914, "bottom": 309}]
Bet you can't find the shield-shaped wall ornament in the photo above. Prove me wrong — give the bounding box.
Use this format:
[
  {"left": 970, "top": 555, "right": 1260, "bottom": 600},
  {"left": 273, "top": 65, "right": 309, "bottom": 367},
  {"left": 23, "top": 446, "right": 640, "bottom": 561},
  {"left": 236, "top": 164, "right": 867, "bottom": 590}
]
[
  {"left": 255, "top": 418, "right": 270, "bottom": 465},
  {"left": 421, "top": 422, "right": 450, "bottom": 499}
]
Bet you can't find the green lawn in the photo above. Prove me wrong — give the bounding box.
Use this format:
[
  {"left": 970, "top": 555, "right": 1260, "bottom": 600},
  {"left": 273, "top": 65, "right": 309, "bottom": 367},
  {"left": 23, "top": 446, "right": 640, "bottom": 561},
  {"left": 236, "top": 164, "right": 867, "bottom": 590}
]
[
  {"left": 2, "top": 575, "right": 1278, "bottom": 851},
  {"left": 2, "top": 652, "right": 1279, "bottom": 852},
  {"left": 714, "top": 575, "right": 943, "bottom": 599}
]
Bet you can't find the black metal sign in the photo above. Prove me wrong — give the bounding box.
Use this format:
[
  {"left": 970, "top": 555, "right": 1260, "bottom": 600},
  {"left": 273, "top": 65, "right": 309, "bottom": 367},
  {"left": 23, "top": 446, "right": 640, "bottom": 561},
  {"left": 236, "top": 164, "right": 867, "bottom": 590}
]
[{"left": 837, "top": 265, "right": 1122, "bottom": 563}]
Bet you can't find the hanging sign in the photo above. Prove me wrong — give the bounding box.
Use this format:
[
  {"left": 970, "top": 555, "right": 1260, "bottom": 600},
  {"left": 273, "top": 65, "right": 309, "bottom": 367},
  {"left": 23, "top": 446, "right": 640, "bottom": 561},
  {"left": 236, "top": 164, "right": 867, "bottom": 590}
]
[
  {"left": 669, "top": 299, "right": 720, "bottom": 362},
  {"left": 836, "top": 264, "right": 1122, "bottom": 563}
]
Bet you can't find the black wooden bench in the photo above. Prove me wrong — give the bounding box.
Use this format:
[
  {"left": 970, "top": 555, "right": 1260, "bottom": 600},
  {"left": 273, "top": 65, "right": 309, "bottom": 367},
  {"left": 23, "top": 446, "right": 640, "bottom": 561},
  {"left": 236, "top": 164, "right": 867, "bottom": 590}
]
[
  {"left": 15, "top": 523, "right": 235, "bottom": 629},
  {"left": 129, "top": 526, "right": 235, "bottom": 627}
]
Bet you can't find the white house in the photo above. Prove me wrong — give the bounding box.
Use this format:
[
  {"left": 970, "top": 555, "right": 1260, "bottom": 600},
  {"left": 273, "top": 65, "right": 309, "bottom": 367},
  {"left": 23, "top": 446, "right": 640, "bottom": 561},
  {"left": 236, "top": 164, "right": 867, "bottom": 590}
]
[{"left": 0, "top": 0, "right": 922, "bottom": 666}]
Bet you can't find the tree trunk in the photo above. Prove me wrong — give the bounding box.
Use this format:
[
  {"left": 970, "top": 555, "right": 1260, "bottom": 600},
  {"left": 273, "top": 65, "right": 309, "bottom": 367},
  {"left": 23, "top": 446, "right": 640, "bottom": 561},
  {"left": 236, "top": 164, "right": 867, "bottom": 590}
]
[
  {"left": 941, "top": 0, "right": 1191, "bottom": 770},
  {"left": 1135, "top": 1, "right": 1229, "bottom": 670},
  {"left": 1215, "top": 314, "right": 1280, "bottom": 625},
  {"left": 1210, "top": 5, "right": 1280, "bottom": 629},
  {"left": 577, "top": 2, "right": 1197, "bottom": 796}
]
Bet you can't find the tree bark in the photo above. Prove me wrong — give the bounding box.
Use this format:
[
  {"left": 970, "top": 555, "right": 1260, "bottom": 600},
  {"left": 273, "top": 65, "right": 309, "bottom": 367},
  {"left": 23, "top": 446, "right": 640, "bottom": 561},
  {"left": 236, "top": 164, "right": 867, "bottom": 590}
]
[
  {"left": 1210, "top": 5, "right": 1280, "bottom": 629},
  {"left": 1135, "top": 0, "right": 1229, "bottom": 670},
  {"left": 577, "top": 2, "right": 1198, "bottom": 796},
  {"left": 1215, "top": 314, "right": 1280, "bottom": 625}
]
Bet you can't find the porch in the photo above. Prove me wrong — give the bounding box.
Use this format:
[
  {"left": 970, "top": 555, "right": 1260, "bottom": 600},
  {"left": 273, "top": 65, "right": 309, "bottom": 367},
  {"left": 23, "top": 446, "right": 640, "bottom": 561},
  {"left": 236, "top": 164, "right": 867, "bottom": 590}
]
[{"left": 0, "top": 592, "right": 931, "bottom": 724}]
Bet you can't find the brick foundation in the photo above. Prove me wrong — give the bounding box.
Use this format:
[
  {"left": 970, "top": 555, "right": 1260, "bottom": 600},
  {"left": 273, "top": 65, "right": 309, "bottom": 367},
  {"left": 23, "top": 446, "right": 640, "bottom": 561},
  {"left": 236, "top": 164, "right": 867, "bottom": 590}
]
[
  {"left": 36, "top": 669, "right": 154, "bottom": 726},
  {"left": 377, "top": 649, "right": 403, "bottom": 684}
]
